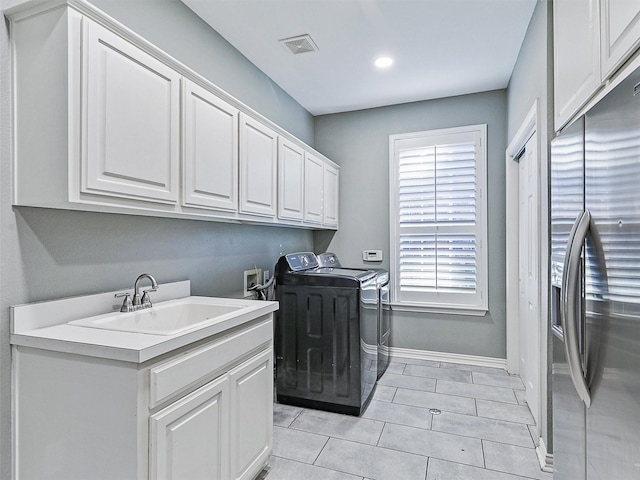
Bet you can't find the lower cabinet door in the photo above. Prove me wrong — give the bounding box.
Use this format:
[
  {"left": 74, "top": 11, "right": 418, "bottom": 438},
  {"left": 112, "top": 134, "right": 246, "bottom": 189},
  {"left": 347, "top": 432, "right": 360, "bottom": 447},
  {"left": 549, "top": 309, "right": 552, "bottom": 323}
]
[
  {"left": 229, "top": 348, "right": 274, "bottom": 480},
  {"left": 150, "top": 374, "right": 230, "bottom": 480}
]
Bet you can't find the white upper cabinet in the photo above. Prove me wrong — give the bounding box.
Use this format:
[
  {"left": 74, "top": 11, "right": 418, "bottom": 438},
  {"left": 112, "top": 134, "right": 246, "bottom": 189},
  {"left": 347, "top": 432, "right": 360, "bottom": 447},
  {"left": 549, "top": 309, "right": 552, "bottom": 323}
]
[
  {"left": 83, "top": 19, "right": 180, "bottom": 203},
  {"left": 600, "top": 0, "right": 640, "bottom": 79},
  {"left": 277, "top": 138, "right": 304, "bottom": 221},
  {"left": 323, "top": 162, "right": 339, "bottom": 228},
  {"left": 554, "top": 0, "right": 640, "bottom": 131},
  {"left": 553, "top": 0, "right": 601, "bottom": 131},
  {"left": 239, "top": 114, "right": 278, "bottom": 217},
  {"left": 183, "top": 80, "right": 239, "bottom": 212},
  {"left": 304, "top": 153, "right": 324, "bottom": 225},
  {"left": 9, "top": 1, "right": 338, "bottom": 230}
]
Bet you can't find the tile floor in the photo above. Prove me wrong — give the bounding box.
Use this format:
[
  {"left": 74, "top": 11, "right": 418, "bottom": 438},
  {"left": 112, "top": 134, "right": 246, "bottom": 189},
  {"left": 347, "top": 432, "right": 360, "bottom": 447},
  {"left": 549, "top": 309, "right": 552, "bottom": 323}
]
[{"left": 258, "top": 357, "right": 553, "bottom": 480}]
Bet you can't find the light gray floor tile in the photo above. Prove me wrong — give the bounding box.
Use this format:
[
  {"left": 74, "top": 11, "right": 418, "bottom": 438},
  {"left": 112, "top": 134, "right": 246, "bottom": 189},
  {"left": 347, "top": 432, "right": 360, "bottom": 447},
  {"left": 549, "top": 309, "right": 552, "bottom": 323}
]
[
  {"left": 315, "top": 438, "right": 428, "bottom": 480},
  {"left": 483, "top": 441, "right": 553, "bottom": 479},
  {"left": 362, "top": 399, "right": 433, "bottom": 430},
  {"left": 432, "top": 411, "right": 534, "bottom": 447},
  {"left": 473, "top": 372, "right": 525, "bottom": 390},
  {"left": 272, "top": 426, "right": 328, "bottom": 464},
  {"left": 393, "top": 387, "right": 477, "bottom": 415},
  {"left": 258, "top": 456, "right": 363, "bottom": 480},
  {"left": 439, "top": 362, "right": 509, "bottom": 376},
  {"left": 437, "top": 380, "right": 518, "bottom": 403},
  {"left": 404, "top": 364, "right": 472, "bottom": 383},
  {"left": 379, "top": 423, "right": 484, "bottom": 467},
  {"left": 476, "top": 399, "right": 535, "bottom": 425},
  {"left": 372, "top": 384, "right": 397, "bottom": 402},
  {"left": 426, "top": 458, "right": 533, "bottom": 480},
  {"left": 392, "top": 356, "right": 441, "bottom": 368},
  {"left": 290, "top": 409, "right": 384, "bottom": 445},
  {"left": 377, "top": 371, "right": 437, "bottom": 392},
  {"left": 384, "top": 362, "right": 406, "bottom": 375},
  {"left": 273, "top": 403, "right": 303, "bottom": 427}
]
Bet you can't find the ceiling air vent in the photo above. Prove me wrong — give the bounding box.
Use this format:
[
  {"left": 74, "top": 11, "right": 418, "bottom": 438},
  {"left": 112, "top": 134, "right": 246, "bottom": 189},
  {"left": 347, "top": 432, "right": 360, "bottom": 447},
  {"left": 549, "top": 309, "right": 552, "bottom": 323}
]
[{"left": 279, "top": 34, "right": 318, "bottom": 55}]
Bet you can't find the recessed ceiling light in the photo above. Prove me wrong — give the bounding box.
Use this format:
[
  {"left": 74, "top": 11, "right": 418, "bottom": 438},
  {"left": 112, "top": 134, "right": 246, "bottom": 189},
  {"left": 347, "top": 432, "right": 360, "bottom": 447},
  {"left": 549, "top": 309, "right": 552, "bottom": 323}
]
[{"left": 374, "top": 57, "right": 393, "bottom": 68}]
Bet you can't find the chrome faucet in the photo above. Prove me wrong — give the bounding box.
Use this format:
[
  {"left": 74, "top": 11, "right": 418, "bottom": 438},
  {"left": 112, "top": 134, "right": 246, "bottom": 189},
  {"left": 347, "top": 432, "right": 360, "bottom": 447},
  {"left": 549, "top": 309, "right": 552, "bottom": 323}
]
[{"left": 115, "top": 273, "right": 159, "bottom": 312}]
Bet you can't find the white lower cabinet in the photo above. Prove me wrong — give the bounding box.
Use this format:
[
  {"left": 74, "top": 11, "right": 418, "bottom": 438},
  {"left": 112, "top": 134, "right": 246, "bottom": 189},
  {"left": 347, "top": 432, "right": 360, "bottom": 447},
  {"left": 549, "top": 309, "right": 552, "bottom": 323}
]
[
  {"left": 150, "top": 375, "right": 230, "bottom": 480},
  {"left": 13, "top": 316, "right": 274, "bottom": 480},
  {"left": 229, "top": 349, "right": 274, "bottom": 480}
]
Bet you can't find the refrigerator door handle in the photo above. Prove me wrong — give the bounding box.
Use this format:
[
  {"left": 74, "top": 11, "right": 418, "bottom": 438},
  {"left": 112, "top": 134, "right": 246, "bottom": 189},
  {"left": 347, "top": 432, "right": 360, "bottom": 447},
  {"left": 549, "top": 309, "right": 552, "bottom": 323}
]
[{"left": 561, "top": 209, "right": 592, "bottom": 408}]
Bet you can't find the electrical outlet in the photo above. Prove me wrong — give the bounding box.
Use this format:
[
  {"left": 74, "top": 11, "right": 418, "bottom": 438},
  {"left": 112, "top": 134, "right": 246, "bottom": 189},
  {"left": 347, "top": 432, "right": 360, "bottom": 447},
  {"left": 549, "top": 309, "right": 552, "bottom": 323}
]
[
  {"left": 243, "top": 269, "right": 262, "bottom": 297},
  {"left": 263, "top": 270, "right": 270, "bottom": 284}
]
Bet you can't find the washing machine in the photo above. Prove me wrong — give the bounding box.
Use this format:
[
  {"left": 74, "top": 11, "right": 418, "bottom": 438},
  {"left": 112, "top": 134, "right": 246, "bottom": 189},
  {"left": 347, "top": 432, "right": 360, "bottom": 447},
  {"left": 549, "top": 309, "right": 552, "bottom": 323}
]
[
  {"left": 317, "top": 253, "right": 390, "bottom": 379},
  {"left": 274, "top": 252, "right": 378, "bottom": 415}
]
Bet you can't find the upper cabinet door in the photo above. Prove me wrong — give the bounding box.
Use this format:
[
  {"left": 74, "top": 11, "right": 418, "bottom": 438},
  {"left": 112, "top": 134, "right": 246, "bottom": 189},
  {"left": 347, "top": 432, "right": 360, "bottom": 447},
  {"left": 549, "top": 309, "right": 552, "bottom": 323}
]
[
  {"left": 277, "top": 138, "right": 304, "bottom": 221},
  {"left": 239, "top": 114, "right": 277, "bottom": 217},
  {"left": 554, "top": 0, "right": 601, "bottom": 131},
  {"left": 304, "top": 153, "right": 324, "bottom": 225},
  {"left": 183, "top": 80, "right": 239, "bottom": 212},
  {"left": 82, "top": 20, "right": 180, "bottom": 203},
  {"left": 600, "top": 0, "right": 640, "bottom": 79},
  {"left": 323, "top": 163, "right": 339, "bottom": 228}
]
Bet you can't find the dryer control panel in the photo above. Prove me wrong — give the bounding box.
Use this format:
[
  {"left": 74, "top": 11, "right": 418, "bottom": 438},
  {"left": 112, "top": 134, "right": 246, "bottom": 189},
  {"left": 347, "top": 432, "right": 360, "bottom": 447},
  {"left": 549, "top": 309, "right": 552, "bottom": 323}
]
[{"left": 284, "top": 252, "right": 319, "bottom": 271}]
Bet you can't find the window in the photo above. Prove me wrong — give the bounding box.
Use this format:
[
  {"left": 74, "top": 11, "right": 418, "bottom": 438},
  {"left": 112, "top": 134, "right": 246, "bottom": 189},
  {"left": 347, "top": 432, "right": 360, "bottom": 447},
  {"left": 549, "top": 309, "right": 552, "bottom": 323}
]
[{"left": 389, "top": 125, "right": 488, "bottom": 314}]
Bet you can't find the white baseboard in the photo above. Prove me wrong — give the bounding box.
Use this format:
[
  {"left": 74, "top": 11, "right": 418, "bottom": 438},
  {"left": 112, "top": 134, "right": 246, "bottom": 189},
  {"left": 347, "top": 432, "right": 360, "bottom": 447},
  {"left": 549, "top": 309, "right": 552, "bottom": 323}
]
[
  {"left": 536, "top": 437, "right": 553, "bottom": 473},
  {"left": 388, "top": 346, "right": 507, "bottom": 370}
]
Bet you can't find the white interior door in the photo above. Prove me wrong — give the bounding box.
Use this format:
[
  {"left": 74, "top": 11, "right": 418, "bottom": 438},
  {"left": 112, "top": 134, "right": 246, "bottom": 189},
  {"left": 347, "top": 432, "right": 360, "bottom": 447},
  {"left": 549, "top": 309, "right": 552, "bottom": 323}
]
[{"left": 518, "top": 131, "right": 540, "bottom": 428}]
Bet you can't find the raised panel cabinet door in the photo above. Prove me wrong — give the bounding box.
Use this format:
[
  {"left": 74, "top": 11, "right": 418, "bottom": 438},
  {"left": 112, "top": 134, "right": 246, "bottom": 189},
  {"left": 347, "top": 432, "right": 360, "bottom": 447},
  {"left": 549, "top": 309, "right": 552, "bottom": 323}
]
[
  {"left": 304, "top": 153, "right": 324, "bottom": 224},
  {"left": 183, "top": 80, "right": 239, "bottom": 211},
  {"left": 554, "top": 0, "right": 601, "bottom": 131},
  {"left": 83, "top": 19, "right": 180, "bottom": 203},
  {"left": 277, "top": 138, "right": 304, "bottom": 221},
  {"left": 150, "top": 375, "right": 230, "bottom": 480},
  {"left": 239, "top": 114, "right": 277, "bottom": 217},
  {"left": 229, "top": 348, "right": 273, "bottom": 480},
  {"left": 323, "top": 163, "right": 339, "bottom": 228},
  {"left": 601, "top": 0, "right": 640, "bottom": 79}
]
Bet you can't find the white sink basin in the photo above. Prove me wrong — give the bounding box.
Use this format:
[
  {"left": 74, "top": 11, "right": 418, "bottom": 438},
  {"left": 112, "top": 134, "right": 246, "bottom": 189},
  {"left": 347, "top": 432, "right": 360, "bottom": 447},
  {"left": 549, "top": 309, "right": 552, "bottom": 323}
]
[{"left": 68, "top": 298, "right": 252, "bottom": 335}]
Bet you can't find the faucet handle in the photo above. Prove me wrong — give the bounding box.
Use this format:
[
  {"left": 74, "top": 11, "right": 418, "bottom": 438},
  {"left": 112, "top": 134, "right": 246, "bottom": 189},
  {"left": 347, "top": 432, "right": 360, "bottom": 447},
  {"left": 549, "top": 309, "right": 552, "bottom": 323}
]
[
  {"left": 115, "top": 292, "right": 133, "bottom": 312},
  {"left": 141, "top": 287, "right": 157, "bottom": 308}
]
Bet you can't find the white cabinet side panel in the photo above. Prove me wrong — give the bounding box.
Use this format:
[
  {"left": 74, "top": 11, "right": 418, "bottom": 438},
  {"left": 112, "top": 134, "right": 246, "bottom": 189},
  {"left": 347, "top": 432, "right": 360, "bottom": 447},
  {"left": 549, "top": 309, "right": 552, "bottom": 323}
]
[
  {"left": 323, "top": 163, "right": 339, "bottom": 228},
  {"left": 14, "top": 347, "right": 141, "bottom": 480}
]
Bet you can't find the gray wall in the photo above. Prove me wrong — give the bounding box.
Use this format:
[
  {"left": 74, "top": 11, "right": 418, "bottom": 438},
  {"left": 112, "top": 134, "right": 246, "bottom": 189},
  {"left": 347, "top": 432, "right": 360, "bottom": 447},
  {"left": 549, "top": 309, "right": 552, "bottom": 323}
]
[
  {"left": 314, "top": 90, "right": 508, "bottom": 359},
  {"left": 0, "top": 0, "right": 314, "bottom": 476},
  {"left": 506, "top": 0, "right": 553, "bottom": 453}
]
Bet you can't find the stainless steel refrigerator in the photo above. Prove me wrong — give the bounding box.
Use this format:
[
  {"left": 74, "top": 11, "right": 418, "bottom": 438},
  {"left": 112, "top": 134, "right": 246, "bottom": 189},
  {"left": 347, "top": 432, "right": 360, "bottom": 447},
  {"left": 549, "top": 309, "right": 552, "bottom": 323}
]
[{"left": 551, "top": 66, "right": 640, "bottom": 479}]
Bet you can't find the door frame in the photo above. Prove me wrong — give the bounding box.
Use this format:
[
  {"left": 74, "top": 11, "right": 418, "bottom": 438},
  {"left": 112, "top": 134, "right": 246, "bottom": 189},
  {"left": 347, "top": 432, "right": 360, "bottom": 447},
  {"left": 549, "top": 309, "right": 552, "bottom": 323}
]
[
  {"left": 506, "top": 100, "right": 538, "bottom": 373},
  {"left": 505, "top": 99, "right": 552, "bottom": 471}
]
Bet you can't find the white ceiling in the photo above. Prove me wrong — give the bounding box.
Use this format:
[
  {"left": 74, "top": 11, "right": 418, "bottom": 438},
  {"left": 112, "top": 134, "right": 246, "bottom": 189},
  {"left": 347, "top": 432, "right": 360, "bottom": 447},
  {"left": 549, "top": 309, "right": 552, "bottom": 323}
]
[{"left": 181, "top": 0, "right": 537, "bottom": 116}]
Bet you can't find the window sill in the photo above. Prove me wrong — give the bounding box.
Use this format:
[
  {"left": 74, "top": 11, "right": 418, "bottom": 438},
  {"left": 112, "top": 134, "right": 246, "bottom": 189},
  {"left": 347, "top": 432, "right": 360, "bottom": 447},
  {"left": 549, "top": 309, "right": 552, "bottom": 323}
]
[{"left": 390, "top": 302, "right": 488, "bottom": 317}]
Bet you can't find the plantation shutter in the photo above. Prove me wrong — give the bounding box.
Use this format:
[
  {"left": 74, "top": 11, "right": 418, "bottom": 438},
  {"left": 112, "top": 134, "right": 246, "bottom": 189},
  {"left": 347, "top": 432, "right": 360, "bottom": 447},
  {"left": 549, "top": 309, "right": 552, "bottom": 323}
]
[{"left": 390, "top": 125, "right": 487, "bottom": 311}]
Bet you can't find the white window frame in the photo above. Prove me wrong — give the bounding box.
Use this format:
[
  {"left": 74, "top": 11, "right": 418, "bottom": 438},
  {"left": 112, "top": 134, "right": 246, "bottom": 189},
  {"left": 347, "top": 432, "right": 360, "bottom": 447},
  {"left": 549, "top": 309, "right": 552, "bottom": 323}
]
[{"left": 389, "top": 124, "right": 488, "bottom": 316}]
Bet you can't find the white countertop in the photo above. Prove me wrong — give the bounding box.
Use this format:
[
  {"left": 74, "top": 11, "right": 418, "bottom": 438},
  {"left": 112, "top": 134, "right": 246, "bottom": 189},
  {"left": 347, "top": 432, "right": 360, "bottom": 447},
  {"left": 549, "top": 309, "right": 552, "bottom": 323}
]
[{"left": 10, "top": 281, "right": 278, "bottom": 363}]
